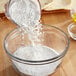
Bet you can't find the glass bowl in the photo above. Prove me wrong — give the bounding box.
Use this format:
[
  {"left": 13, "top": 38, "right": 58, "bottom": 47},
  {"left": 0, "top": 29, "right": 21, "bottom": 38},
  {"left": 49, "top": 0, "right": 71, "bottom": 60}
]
[
  {"left": 4, "top": 25, "right": 69, "bottom": 76},
  {"left": 68, "top": 22, "right": 76, "bottom": 40}
]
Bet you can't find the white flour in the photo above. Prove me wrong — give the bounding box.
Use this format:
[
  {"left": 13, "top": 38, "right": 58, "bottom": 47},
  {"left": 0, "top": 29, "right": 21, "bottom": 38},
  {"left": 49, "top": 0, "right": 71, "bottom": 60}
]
[
  {"left": 9, "top": 0, "right": 41, "bottom": 27},
  {"left": 13, "top": 45, "right": 61, "bottom": 76}
]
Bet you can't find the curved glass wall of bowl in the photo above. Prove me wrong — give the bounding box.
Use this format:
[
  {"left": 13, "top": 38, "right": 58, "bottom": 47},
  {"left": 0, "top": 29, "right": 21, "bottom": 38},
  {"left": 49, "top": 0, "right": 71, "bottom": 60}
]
[
  {"left": 68, "top": 8, "right": 76, "bottom": 40},
  {"left": 5, "top": 0, "right": 41, "bottom": 27},
  {"left": 68, "top": 22, "right": 76, "bottom": 40}
]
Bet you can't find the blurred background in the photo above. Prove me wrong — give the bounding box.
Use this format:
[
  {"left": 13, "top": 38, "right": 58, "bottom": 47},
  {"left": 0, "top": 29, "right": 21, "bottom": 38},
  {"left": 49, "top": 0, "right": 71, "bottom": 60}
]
[{"left": 0, "top": 0, "right": 73, "bottom": 13}]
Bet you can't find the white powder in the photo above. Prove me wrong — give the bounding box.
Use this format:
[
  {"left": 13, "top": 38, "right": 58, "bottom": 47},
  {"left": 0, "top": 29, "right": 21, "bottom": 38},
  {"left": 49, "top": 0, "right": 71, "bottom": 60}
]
[
  {"left": 13, "top": 45, "right": 61, "bottom": 76},
  {"left": 26, "top": 24, "right": 43, "bottom": 46},
  {"left": 9, "top": 0, "right": 41, "bottom": 27}
]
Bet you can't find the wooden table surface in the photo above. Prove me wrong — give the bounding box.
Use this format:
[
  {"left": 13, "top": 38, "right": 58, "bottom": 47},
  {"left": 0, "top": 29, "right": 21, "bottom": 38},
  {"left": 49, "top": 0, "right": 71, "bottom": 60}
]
[{"left": 0, "top": 10, "right": 76, "bottom": 76}]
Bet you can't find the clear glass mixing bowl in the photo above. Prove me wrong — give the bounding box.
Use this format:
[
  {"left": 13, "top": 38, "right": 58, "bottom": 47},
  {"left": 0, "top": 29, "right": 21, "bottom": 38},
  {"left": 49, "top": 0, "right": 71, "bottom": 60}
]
[{"left": 4, "top": 25, "right": 69, "bottom": 76}]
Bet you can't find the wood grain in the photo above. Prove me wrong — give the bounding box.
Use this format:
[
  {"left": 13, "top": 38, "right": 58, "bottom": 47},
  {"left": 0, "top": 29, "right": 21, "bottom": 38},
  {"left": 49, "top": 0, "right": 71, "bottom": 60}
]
[{"left": 0, "top": 10, "right": 76, "bottom": 76}]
